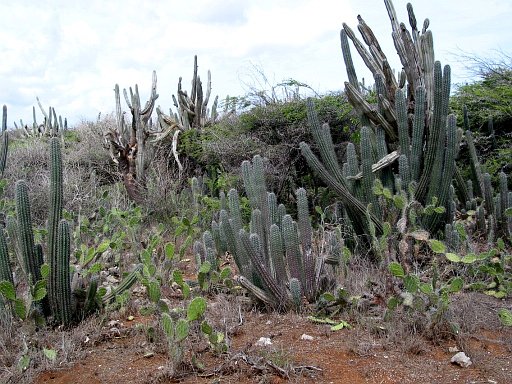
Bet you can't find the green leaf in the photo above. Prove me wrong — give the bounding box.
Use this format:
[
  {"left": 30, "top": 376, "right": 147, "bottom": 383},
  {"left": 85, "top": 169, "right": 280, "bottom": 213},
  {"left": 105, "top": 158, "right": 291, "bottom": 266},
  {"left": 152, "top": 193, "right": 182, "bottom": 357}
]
[
  {"left": 40, "top": 264, "right": 50, "bottom": 279},
  {"left": 175, "top": 319, "right": 190, "bottom": 342},
  {"left": 446, "top": 253, "right": 461, "bottom": 263},
  {"left": 485, "top": 290, "right": 506, "bottom": 299},
  {"left": 321, "top": 292, "right": 336, "bottom": 302},
  {"left": 382, "top": 188, "right": 393, "bottom": 200},
  {"left": 199, "top": 261, "right": 211, "bottom": 274},
  {"left": 187, "top": 297, "right": 207, "bottom": 321},
  {"left": 32, "top": 287, "right": 47, "bottom": 302},
  {"left": 419, "top": 282, "right": 433, "bottom": 294},
  {"left": 161, "top": 313, "right": 174, "bottom": 339},
  {"left": 165, "top": 243, "right": 175, "bottom": 260},
  {"left": 429, "top": 239, "right": 446, "bottom": 254},
  {"left": 172, "top": 269, "right": 184, "bottom": 285},
  {"left": 148, "top": 281, "right": 161, "bottom": 303},
  {"left": 498, "top": 308, "right": 512, "bottom": 326},
  {"left": 220, "top": 267, "right": 231, "bottom": 280},
  {"left": 88, "top": 262, "right": 103, "bottom": 275},
  {"left": 504, "top": 207, "right": 512, "bottom": 217},
  {"left": 141, "top": 249, "right": 151, "bottom": 266},
  {"left": 461, "top": 254, "right": 477, "bottom": 264},
  {"left": 433, "top": 206, "right": 446, "bottom": 214},
  {"left": 84, "top": 247, "right": 96, "bottom": 264},
  {"left": 393, "top": 194, "right": 405, "bottom": 209},
  {"left": 201, "top": 320, "right": 213, "bottom": 335},
  {"left": 43, "top": 348, "right": 57, "bottom": 361},
  {"left": 372, "top": 182, "right": 383, "bottom": 195},
  {"left": 181, "top": 282, "right": 191, "bottom": 299},
  {"left": 96, "top": 240, "right": 110, "bottom": 254},
  {"left": 179, "top": 236, "right": 193, "bottom": 258},
  {"left": 307, "top": 316, "right": 337, "bottom": 325},
  {"left": 388, "top": 262, "right": 405, "bottom": 278},
  {"left": 387, "top": 296, "right": 399, "bottom": 310},
  {"left": 0, "top": 280, "right": 16, "bottom": 301},
  {"left": 448, "top": 277, "right": 464, "bottom": 293},
  {"left": 330, "top": 320, "right": 351, "bottom": 331},
  {"left": 14, "top": 299, "right": 26, "bottom": 319},
  {"left": 382, "top": 222, "right": 391, "bottom": 237},
  {"left": 404, "top": 275, "right": 419, "bottom": 293}
]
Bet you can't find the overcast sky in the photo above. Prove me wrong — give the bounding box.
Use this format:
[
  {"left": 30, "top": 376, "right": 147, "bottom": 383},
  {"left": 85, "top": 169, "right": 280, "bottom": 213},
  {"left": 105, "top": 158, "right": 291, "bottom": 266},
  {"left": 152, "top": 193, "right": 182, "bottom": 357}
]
[{"left": 1, "top": 0, "right": 511, "bottom": 126}]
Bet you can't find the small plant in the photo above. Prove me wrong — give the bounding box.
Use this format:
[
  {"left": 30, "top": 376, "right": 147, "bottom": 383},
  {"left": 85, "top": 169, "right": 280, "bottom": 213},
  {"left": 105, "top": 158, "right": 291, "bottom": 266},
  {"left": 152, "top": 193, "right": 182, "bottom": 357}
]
[
  {"left": 441, "top": 238, "right": 512, "bottom": 299},
  {"left": 160, "top": 296, "right": 227, "bottom": 376},
  {"left": 386, "top": 259, "right": 463, "bottom": 336}
]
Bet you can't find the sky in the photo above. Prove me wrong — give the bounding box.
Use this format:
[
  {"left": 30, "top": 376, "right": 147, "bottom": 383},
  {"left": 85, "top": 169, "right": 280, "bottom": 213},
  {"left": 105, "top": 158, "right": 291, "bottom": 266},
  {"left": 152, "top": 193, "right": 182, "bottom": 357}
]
[{"left": 1, "top": 0, "right": 511, "bottom": 127}]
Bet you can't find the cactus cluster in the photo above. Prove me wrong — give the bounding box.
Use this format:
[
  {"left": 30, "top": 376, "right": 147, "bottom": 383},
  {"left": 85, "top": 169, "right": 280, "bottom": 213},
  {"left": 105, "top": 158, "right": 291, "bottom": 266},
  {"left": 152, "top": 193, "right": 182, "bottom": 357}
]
[
  {"left": 299, "top": 0, "right": 479, "bottom": 251},
  {"left": 157, "top": 55, "right": 219, "bottom": 132},
  {"left": 13, "top": 98, "right": 67, "bottom": 138},
  {"left": 155, "top": 56, "right": 219, "bottom": 175},
  {"left": 106, "top": 56, "right": 218, "bottom": 201},
  {"left": 11, "top": 138, "right": 75, "bottom": 323},
  {"left": 1, "top": 138, "right": 140, "bottom": 325},
  {"left": 197, "top": 155, "right": 341, "bottom": 311}
]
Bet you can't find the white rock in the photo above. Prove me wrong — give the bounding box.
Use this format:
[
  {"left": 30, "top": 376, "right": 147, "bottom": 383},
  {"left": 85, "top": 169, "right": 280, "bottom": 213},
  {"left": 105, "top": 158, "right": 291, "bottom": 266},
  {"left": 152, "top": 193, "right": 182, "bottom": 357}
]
[
  {"left": 300, "top": 334, "right": 314, "bottom": 341},
  {"left": 448, "top": 346, "right": 459, "bottom": 353},
  {"left": 254, "top": 337, "right": 272, "bottom": 346},
  {"left": 106, "top": 275, "right": 119, "bottom": 284},
  {"left": 451, "top": 352, "right": 472, "bottom": 367}
]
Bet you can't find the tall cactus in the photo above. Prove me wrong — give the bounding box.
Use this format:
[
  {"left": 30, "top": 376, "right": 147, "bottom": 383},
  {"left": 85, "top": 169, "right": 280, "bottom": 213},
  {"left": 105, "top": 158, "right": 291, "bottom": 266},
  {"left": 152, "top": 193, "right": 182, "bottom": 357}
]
[
  {"left": 0, "top": 105, "right": 9, "bottom": 178},
  {"left": 55, "top": 220, "right": 72, "bottom": 325},
  {"left": 300, "top": 0, "right": 464, "bottom": 243},
  {"left": 48, "top": 137, "right": 63, "bottom": 316},
  {"left": 106, "top": 71, "right": 159, "bottom": 202},
  {"left": 15, "top": 180, "right": 41, "bottom": 285}
]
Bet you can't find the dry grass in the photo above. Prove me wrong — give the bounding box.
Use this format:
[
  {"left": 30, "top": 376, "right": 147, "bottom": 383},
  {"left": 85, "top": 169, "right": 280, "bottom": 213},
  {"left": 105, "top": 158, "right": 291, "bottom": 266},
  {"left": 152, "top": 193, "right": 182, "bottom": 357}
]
[{"left": 0, "top": 313, "right": 105, "bottom": 384}]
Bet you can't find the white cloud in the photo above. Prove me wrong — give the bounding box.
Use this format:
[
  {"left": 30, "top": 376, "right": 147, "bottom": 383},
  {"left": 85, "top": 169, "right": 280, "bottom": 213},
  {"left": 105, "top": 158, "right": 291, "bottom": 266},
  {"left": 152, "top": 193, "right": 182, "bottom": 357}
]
[{"left": 0, "top": 0, "right": 511, "bottom": 126}]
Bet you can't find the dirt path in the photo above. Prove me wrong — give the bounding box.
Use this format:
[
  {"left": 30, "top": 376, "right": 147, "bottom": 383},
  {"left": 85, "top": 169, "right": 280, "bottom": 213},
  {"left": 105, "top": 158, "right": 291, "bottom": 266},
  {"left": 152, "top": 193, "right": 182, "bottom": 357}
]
[{"left": 34, "top": 310, "right": 512, "bottom": 384}]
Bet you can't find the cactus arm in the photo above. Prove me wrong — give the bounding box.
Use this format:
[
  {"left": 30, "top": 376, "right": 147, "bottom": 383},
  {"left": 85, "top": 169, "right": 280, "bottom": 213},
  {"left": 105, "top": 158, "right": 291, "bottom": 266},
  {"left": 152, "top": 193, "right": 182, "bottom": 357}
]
[
  {"left": 300, "top": 141, "right": 383, "bottom": 236},
  {"left": 0, "top": 229, "right": 13, "bottom": 286},
  {"left": 56, "top": 220, "right": 72, "bottom": 325},
  {"left": 15, "top": 180, "right": 40, "bottom": 285},
  {"left": 415, "top": 61, "right": 443, "bottom": 202}
]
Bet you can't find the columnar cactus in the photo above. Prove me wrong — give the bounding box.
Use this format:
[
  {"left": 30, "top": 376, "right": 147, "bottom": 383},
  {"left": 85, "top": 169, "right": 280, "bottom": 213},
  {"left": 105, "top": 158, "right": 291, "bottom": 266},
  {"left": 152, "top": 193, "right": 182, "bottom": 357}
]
[
  {"left": 0, "top": 229, "right": 13, "bottom": 308},
  {"left": 55, "top": 220, "right": 72, "bottom": 325},
  {"left": 106, "top": 71, "right": 159, "bottom": 202},
  {"left": 15, "top": 180, "right": 41, "bottom": 285},
  {"left": 48, "top": 137, "right": 63, "bottom": 316},
  {"left": 301, "top": 0, "right": 463, "bottom": 244},
  {"left": 0, "top": 105, "right": 9, "bottom": 178},
  {"left": 198, "top": 155, "right": 337, "bottom": 311}
]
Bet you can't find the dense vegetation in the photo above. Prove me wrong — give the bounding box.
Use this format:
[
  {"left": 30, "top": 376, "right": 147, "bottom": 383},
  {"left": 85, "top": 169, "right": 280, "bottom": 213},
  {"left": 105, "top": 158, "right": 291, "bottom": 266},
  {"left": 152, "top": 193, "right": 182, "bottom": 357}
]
[{"left": 0, "top": 0, "right": 511, "bottom": 382}]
